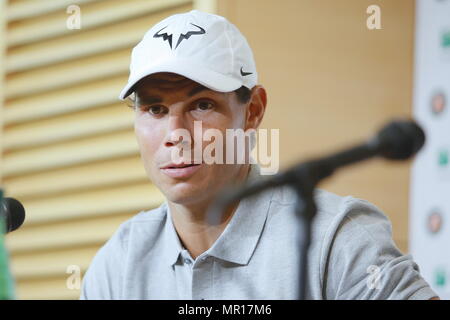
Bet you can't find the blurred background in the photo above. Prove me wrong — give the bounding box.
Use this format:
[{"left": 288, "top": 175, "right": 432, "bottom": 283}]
[{"left": 0, "top": 0, "right": 447, "bottom": 299}]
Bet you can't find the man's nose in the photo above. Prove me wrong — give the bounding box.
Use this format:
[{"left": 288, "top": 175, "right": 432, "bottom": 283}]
[{"left": 164, "top": 114, "right": 192, "bottom": 147}]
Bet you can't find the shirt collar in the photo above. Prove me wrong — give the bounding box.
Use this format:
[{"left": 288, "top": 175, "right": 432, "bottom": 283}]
[
  {"left": 163, "top": 202, "right": 185, "bottom": 266},
  {"left": 163, "top": 163, "right": 275, "bottom": 267}
]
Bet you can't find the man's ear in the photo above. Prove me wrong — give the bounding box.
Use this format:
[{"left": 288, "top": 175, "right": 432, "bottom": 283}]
[{"left": 245, "top": 85, "right": 267, "bottom": 131}]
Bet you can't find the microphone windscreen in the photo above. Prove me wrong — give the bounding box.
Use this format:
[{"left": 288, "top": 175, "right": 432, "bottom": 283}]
[
  {"left": 375, "top": 119, "right": 426, "bottom": 160},
  {"left": 2, "top": 197, "right": 26, "bottom": 233}
]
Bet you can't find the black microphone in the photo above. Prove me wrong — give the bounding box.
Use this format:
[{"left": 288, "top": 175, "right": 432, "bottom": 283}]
[
  {"left": 367, "top": 118, "right": 425, "bottom": 160},
  {"left": 1, "top": 197, "right": 26, "bottom": 233},
  {"left": 208, "top": 119, "right": 425, "bottom": 224}
]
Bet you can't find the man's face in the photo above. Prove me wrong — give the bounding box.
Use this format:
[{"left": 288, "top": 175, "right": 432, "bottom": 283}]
[{"left": 133, "top": 72, "right": 250, "bottom": 206}]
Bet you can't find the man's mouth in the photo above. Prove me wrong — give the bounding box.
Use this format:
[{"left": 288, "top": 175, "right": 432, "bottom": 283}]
[
  {"left": 160, "top": 162, "right": 203, "bottom": 179},
  {"left": 161, "top": 162, "right": 200, "bottom": 169}
]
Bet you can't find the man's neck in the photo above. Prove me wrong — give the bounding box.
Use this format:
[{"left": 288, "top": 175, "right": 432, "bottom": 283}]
[{"left": 168, "top": 164, "right": 252, "bottom": 259}]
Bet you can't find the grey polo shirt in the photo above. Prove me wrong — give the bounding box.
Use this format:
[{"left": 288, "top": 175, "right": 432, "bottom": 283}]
[{"left": 80, "top": 164, "right": 437, "bottom": 300}]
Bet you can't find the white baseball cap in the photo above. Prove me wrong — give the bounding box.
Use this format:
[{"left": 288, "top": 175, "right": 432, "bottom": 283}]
[{"left": 118, "top": 10, "right": 258, "bottom": 100}]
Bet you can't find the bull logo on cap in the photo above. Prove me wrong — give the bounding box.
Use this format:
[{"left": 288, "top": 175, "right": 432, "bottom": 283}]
[{"left": 153, "top": 23, "right": 206, "bottom": 50}]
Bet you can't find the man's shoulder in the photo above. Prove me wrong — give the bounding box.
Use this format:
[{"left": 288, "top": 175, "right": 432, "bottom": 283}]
[
  {"left": 268, "top": 185, "right": 369, "bottom": 224},
  {"left": 80, "top": 202, "right": 170, "bottom": 299},
  {"left": 266, "top": 184, "right": 394, "bottom": 250},
  {"left": 102, "top": 202, "right": 169, "bottom": 253},
  {"left": 128, "top": 202, "right": 169, "bottom": 224}
]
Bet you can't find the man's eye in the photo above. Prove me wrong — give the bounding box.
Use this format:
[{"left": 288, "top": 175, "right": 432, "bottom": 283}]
[
  {"left": 147, "top": 105, "right": 167, "bottom": 115},
  {"left": 195, "top": 100, "right": 214, "bottom": 111}
]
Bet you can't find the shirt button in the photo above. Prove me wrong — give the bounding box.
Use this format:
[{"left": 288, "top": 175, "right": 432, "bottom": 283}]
[{"left": 184, "top": 258, "right": 192, "bottom": 265}]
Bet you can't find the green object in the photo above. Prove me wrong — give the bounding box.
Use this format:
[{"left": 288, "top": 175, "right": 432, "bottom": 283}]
[
  {"left": 435, "top": 268, "right": 446, "bottom": 288},
  {"left": 442, "top": 31, "right": 450, "bottom": 48},
  {"left": 0, "top": 190, "right": 15, "bottom": 300},
  {"left": 438, "top": 150, "right": 448, "bottom": 167}
]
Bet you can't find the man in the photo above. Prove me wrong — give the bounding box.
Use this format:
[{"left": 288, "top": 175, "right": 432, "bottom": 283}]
[{"left": 80, "top": 10, "right": 438, "bottom": 300}]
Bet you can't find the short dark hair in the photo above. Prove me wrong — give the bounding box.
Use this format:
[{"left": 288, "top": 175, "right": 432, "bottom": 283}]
[
  {"left": 125, "top": 85, "right": 252, "bottom": 109},
  {"left": 234, "top": 86, "right": 252, "bottom": 104}
]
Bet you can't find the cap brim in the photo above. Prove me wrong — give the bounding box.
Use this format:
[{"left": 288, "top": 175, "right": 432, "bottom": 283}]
[{"left": 118, "top": 58, "right": 243, "bottom": 100}]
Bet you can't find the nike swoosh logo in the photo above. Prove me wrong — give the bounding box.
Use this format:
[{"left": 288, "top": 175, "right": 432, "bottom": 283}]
[{"left": 240, "top": 67, "right": 253, "bottom": 76}]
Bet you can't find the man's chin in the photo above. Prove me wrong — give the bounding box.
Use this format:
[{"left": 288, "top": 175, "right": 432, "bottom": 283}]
[{"left": 162, "top": 183, "right": 211, "bottom": 205}]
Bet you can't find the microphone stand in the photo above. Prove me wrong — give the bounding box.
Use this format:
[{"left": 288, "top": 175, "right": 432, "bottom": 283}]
[
  {"left": 293, "top": 183, "right": 315, "bottom": 300},
  {"left": 278, "top": 143, "right": 380, "bottom": 299}
]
